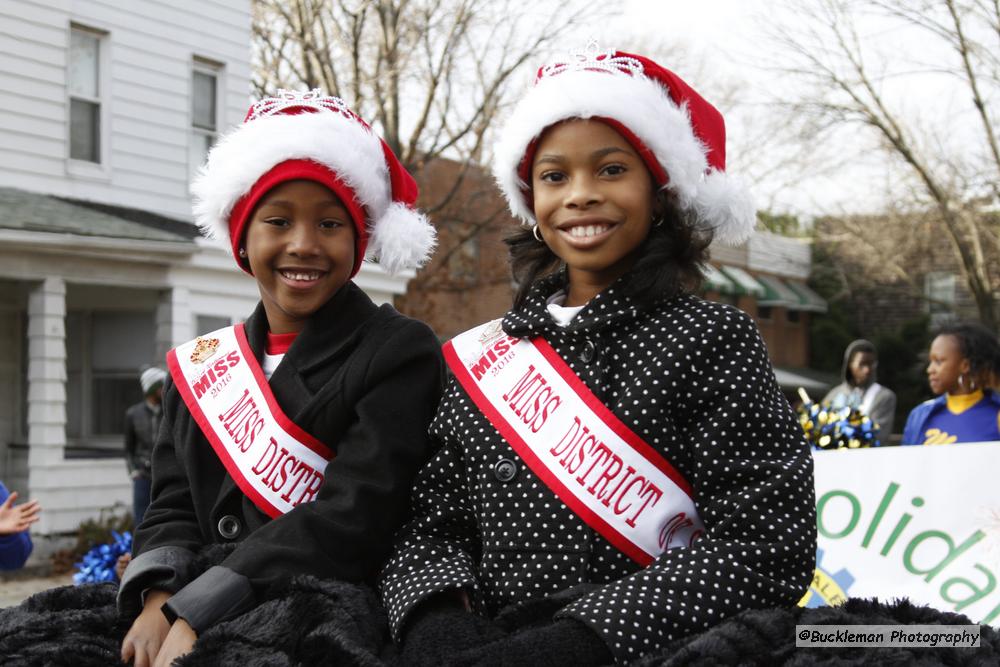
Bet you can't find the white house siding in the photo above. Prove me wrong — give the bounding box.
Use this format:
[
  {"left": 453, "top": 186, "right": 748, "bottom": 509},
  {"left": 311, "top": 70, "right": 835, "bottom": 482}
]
[
  {"left": 0, "top": 0, "right": 251, "bottom": 220},
  {"left": 747, "top": 230, "right": 811, "bottom": 280},
  {"left": 0, "top": 0, "right": 253, "bottom": 539},
  {"left": 0, "top": 231, "right": 186, "bottom": 535},
  {"left": 709, "top": 238, "right": 749, "bottom": 268}
]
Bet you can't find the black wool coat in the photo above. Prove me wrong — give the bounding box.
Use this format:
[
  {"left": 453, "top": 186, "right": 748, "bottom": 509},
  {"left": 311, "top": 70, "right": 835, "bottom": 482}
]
[
  {"left": 379, "top": 276, "right": 817, "bottom": 664},
  {"left": 118, "top": 282, "right": 445, "bottom": 632}
]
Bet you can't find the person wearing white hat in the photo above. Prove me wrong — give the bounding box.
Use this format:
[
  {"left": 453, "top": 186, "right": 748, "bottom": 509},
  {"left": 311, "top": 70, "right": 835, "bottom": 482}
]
[
  {"left": 379, "top": 45, "right": 816, "bottom": 665},
  {"left": 124, "top": 366, "right": 168, "bottom": 528},
  {"left": 115, "top": 90, "right": 444, "bottom": 667}
]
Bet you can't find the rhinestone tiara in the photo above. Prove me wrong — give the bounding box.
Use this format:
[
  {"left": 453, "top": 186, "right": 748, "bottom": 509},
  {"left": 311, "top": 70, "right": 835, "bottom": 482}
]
[
  {"left": 537, "top": 42, "right": 645, "bottom": 82},
  {"left": 244, "top": 89, "right": 363, "bottom": 125}
]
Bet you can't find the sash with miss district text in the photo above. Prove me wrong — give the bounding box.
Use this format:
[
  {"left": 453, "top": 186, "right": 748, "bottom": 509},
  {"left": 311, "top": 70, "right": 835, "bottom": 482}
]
[
  {"left": 167, "top": 324, "right": 332, "bottom": 518},
  {"left": 444, "top": 320, "right": 704, "bottom": 566}
]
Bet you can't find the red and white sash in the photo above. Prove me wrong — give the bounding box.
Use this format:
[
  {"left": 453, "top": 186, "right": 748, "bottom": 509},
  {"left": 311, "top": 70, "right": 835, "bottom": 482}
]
[
  {"left": 167, "top": 324, "right": 332, "bottom": 518},
  {"left": 444, "top": 320, "right": 704, "bottom": 566}
]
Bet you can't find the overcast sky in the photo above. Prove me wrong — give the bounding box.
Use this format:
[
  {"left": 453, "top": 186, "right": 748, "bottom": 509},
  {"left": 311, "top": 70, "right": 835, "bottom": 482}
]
[{"left": 556, "top": 0, "right": 987, "bottom": 218}]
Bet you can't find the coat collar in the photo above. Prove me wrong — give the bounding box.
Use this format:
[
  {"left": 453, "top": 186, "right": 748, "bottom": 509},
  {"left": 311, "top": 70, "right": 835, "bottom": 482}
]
[
  {"left": 243, "top": 281, "right": 379, "bottom": 409},
  {"left": 502, "top": 271, "right": 676, "bottom": 339}
]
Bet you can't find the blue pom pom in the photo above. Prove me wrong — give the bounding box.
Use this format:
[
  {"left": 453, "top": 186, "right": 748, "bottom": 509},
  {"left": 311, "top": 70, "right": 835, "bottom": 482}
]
[{"left": 74, "top": 531, "right": 133, "bottom": 585}]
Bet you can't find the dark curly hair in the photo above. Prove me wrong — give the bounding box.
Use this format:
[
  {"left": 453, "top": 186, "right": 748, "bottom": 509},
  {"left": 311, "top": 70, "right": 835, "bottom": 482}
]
[
  {"left": 505, "top": 189, "right": 712, "bottom": 310},
  {"left": 934, "top": 321, "right": 1000, "bottom": 389}
]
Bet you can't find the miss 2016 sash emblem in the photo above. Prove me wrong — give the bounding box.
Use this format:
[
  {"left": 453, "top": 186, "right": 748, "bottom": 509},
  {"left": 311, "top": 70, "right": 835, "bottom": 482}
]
[
  {"left": 167, "top": 325, "right": 332, "bottom": 518},
  {"left": 444, "top": 320, "right": 704, "bottom": 566}
]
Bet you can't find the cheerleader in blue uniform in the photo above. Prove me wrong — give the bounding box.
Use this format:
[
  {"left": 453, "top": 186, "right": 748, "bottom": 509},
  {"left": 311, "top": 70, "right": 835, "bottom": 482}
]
[{"left": 903, "top": 322, "right": 1000, "bottom": 445}]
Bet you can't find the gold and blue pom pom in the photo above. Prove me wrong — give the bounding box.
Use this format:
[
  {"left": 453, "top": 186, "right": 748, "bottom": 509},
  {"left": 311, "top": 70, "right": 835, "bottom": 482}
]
[{"left": 796, "top": 388, "right": 880, "bottom": 450}]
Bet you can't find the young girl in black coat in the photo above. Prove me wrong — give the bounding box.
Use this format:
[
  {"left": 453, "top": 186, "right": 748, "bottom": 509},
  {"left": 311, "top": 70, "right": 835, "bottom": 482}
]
[
  {"left": 379, "top": 46, "right": 817, "bottom": 665},
  {"left": 117, "top": 91, "right": 444, "bottom": 667}
]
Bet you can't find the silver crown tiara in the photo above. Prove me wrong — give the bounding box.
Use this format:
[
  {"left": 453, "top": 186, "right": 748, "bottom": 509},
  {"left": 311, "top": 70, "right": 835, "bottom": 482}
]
[
  {"left": 538, "top": 41, "right": 645, "bottom": 81},
  {"left": 245, "top": 88, "right": 359, "bottom": 123}
]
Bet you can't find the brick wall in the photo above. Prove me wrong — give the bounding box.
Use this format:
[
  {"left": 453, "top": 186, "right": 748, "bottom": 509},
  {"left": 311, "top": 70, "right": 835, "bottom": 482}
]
[
  {"left": 813, "top": 214, "right": 990, "bottom": 337},
  {"left": 396, "top": 159, "right": 515, "bottom": 340}
]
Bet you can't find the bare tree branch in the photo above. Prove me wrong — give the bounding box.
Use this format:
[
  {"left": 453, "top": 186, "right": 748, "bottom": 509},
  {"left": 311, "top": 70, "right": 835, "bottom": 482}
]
[
  {"left": 764, "top": 0, "right": 1000, "bottom": 328},
  {"left": 252, "top": 0, "right": 605, "bottom": 306},
  {"left": 946, "top": 0, "right": 1000, "bottom": 199}
]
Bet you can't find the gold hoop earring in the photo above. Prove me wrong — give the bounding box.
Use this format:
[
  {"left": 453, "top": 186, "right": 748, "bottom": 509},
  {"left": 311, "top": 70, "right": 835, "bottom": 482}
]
[
  {"left": 653, "top": 217, "right": 665, "bottom": 228},
  {"left": 532, "top": 225, "right": 543, "bottom": 242},
  {"left": 958, "top": 374, "right": 965, "bottom": 390}
]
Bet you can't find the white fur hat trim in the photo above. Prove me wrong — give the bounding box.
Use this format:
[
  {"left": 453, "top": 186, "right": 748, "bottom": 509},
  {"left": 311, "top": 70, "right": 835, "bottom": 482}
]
[
  {"left": 492, "top": 69, "right": 755, "bottom": 246},
  {"left": 191, "top": 110, "right": 437, "bottom": 273}
]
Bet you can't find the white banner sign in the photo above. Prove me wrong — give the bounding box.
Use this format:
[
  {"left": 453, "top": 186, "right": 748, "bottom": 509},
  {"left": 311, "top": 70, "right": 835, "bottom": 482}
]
[{"left": 804, "top": 442, "right": 1000, "bottom": 628}]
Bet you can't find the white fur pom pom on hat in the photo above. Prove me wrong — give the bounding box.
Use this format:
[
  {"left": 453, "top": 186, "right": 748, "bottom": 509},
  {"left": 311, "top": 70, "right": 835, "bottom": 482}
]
[{"left": 367, "top": 202, "right": 437, "bottom": 276}]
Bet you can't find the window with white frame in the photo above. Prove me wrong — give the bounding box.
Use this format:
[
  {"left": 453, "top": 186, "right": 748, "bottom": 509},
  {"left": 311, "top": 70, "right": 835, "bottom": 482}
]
[
  {"left": 190, "top": 59, "right": 223, "bottom": 182},
  {"left": 68, "top": 25, "right": 105, "bottom": 163},
  {"left": 66, "top": 310, "right": 155, "bottom": 444}
]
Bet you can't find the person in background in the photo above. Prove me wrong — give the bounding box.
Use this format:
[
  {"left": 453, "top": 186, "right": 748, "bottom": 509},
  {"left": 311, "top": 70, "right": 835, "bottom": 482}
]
[
  {"left": 124, "top": 367, "right": 167, "bottom": 527},
  {"left": 0, "top": 481, "right": 40, "bottom": 571},
  {"left": 822, "top": 339, "right": 897, "bottom": 438},
  {"left": 902, "top": 322, "right": 1000, "bottom": 445}
]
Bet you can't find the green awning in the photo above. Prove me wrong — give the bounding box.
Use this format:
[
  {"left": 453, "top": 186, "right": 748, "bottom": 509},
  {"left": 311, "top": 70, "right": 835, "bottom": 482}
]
[
  {"left": 717, "top": 265, "right": 765, "bottom": 297},
  {"left": 785, "top": 281, "right": 828, "bottom": 313},
  {"left": 702, "top": 264, "right": 737, "bottom": 294},
  {"left": 774, "top": 367, "right": 836, "bottom": 394},
  {"left": 755, "top": 274, "right": 802, "bottom": 308}
]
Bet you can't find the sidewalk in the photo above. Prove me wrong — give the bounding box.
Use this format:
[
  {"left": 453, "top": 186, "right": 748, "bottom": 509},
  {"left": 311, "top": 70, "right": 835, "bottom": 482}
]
[{"left": 0, "top": 571, "right": 74, "bottom": 608}]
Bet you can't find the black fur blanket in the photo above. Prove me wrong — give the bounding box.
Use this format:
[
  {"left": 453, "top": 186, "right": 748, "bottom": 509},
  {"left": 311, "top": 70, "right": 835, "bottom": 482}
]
[
  {"left": 638, "top": 598, "right": 1000, "bottom": 666},
  {"left": 1, "top": 584, "right": 996, "bottom": 666},
  {"left": 0, "top": 577, "right": 389, "bottom": 667}
]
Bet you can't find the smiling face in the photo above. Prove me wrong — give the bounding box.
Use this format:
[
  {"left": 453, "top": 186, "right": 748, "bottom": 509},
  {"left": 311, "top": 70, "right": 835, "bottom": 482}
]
[
  {"left": 530, "top": 119, "right": 655, "bottom": 306},
  {"left": 927, "top": 334, "right": 971, "bottom": 395},
  {"left": 244, "top": 179, "right": 357, "bottom": 334}
]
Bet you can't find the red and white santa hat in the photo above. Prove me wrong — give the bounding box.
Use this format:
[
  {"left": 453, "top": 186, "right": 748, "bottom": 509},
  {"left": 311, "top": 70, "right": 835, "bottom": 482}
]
[
  {"left": 191, "top": 90, "right": 436, "bottom": 275},
  {"left": 493, "top": 45, "right": 755, "bottom": 246}
]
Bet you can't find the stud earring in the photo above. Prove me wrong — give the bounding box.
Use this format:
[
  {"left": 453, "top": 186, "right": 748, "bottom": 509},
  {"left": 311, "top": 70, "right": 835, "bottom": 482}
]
[{"left": 532, "top": 225, "right": 543, "bottom": 242}]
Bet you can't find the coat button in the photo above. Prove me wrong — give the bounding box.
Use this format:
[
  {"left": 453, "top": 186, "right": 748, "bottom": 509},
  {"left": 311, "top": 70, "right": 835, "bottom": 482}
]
[
  {"left": 493, "top": 458, "right": 518, "bottom": 483},
  {"left": 217, "top": 515, "right": 241, "bottom": 540},
  {"left": 579, "top": 339, "right": 597, "bottom": 364}
]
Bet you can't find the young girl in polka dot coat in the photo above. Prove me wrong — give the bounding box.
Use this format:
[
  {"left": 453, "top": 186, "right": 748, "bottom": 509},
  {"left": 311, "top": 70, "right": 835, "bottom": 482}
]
[{"left": 379, "top": 46, "right": 817, "bottom": 665}]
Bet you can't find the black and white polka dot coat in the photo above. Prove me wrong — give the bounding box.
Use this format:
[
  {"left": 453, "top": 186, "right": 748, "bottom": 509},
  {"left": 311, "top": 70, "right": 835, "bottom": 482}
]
[{"left": 379, "top": 276, "right": 817, "bottom": 663}]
